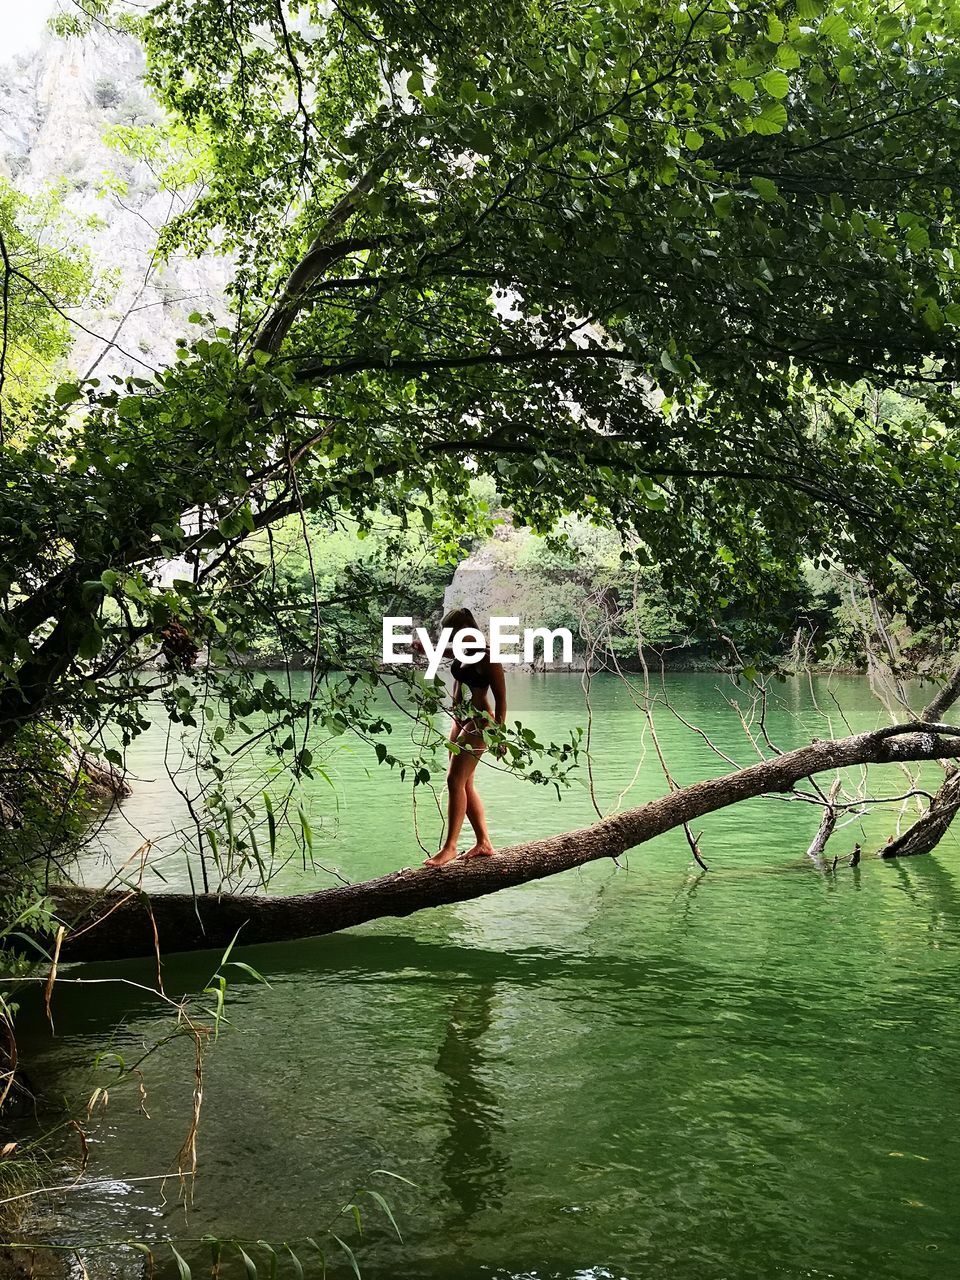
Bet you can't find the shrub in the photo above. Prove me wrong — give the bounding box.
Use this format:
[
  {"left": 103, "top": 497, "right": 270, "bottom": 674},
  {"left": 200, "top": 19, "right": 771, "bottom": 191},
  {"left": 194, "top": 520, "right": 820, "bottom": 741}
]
[{"left": 93, "top": 77, "right": 121, "bottom": 109}]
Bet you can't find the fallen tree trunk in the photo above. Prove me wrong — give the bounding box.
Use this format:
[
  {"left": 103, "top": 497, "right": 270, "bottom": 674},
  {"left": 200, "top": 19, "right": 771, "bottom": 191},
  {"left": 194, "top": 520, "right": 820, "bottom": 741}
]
[
  {"left": 877, "top": 660, "right": 960, "bottom": 859},
  {"left": 48, "top": 722, "right": 960, "bottom": 963},
  {"left": 880, "top": 767, "right": 960, "bottom": 859}
]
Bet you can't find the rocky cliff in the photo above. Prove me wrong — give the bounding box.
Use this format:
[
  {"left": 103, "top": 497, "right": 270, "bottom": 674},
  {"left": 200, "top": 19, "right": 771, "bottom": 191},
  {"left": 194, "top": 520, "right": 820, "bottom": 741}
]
[{"left": 0, "top": 25, "right": 230, "bottom": 380}]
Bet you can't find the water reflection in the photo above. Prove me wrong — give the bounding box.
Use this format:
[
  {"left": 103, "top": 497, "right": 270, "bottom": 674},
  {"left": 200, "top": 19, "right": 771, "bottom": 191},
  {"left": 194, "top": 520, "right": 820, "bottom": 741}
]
[
  {"left": 14, "top": 674, "right": 960, "bottom": 1279},
  {"left": 435, "top": 983, "right": 508, "bottom": 1218}
]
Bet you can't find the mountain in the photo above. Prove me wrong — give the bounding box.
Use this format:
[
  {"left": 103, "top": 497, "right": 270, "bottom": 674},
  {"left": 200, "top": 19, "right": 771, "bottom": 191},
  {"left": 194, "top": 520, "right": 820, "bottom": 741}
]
[{"left": 0, "top": 24, "right": 230, "bottom": 380}]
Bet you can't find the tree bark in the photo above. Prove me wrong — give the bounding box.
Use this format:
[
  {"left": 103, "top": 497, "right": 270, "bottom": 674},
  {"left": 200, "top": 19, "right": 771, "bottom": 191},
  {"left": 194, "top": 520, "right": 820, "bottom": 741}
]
[
  {"left": 0, "top": 585, "right": 94, "bottom": 748},
  {"left": 876, "top": 658, "right": 960, "bottom": 859},
  {"left": 806, "top": 778, "right": 842, "bottom": 862},
  {"left": 922, "top": 661, "right": 960, "bottom": 722},
  {"left": 880, "top": 768, "right": 960, "bottom": 859},
  {"left": 45, "top": 723, "right": 960, "bottom": 963}
]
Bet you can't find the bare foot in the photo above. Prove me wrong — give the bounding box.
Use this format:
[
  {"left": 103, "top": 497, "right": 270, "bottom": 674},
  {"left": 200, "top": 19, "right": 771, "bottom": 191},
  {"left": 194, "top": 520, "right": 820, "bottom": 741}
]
[
  {"left": 463, "top": 842, "right": 496, "bottom": 859},
  {"left": 424, "top": 846, "right": 458, "bottom": 867}
]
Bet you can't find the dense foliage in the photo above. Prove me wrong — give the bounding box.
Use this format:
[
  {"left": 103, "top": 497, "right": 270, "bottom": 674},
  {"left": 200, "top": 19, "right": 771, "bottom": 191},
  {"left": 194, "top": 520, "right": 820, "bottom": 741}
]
[
  {"left": 5, "top": 0, "right": 960, "bottom": 827},
  {"left": 8, "top": 3, "right": 960, "bottom": 1238},
  {"left": 0, "top": 179, "right": 92, "bottom": 420}
]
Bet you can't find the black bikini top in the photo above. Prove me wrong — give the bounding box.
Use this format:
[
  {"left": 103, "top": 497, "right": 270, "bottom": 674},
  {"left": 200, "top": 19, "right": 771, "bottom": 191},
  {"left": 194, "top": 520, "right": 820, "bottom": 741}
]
[{"left": 451, "top": 650, "right": 491, "bottom": 690}]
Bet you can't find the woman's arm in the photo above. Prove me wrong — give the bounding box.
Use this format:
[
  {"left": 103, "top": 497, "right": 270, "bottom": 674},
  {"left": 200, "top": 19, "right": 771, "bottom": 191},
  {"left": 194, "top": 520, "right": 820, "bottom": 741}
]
[
  {"left": 449, "top": 679, "right": 463, "bottom": 741},
  {"left": 489, "top": 663, "right": 507, "bottom": 754}
]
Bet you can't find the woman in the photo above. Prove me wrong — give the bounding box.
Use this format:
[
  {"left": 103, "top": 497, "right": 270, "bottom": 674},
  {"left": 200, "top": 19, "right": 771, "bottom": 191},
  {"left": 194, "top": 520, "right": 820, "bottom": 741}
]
[{"left": 425, "top": 607, "right": 507, "bottom": 867}]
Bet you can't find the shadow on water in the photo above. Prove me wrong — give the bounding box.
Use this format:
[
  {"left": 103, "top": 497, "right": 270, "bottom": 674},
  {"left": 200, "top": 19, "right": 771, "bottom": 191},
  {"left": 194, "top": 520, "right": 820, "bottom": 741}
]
[{"left": 435, "top": 983, "right": 509, "bottom": 1220}]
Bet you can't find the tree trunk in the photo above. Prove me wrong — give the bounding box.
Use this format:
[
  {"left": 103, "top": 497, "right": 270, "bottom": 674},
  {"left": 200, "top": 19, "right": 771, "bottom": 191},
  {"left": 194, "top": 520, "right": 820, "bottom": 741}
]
[
  {"left": 806, "top": 778, "right": 842, "bottom": 862},
  {"left": 45, "top": 723, "right": 960, "bottom": 963},
  {"left": 880, "top": 768, "right": 960, "bottom": 859},
  {"left": 0, "top": 591, "right": 92, "bottom": 749},
  {"left": 922, "top": 663, "right": 960, "bottom": 723},
  {"left": 876, "top": 659, "right": 960, "bottom": 859}
]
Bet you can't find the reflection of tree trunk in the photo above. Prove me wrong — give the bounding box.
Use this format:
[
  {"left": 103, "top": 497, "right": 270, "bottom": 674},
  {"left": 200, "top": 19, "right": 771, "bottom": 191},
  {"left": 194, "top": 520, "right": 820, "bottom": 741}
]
[
  {"left": 435, "top": 987, "right": 507, "bottom": 1217},
  {"left": 881, "top": 768, "right": 960, "bottom": 859},
  {"left": 41, "top": 722, "right": 960, "bottom": 962}
]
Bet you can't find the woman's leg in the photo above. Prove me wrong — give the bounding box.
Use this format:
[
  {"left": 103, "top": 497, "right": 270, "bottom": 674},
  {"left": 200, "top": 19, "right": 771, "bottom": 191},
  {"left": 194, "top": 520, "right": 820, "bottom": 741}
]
[
  {"left": 425, "top": 746, "right": 481, "bottom": 866},
  {"left": 463, "top": 775, "right": 495, "bottom": 858}
]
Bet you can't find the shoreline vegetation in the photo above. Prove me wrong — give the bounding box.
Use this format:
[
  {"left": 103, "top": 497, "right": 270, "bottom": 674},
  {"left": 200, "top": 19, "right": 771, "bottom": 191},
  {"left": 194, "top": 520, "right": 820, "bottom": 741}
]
[
  {"left": 197, "top": 508, "right": 960, "bottom": 682},
  {"left": 232, "top": 652, "right": 960, "bottom": 678}
]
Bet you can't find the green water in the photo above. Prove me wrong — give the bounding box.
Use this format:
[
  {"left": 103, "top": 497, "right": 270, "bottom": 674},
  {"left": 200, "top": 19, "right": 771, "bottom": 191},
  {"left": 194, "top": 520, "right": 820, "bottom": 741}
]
[{"left": 14, "top": 673, "right": 960, "bottom": 1279}]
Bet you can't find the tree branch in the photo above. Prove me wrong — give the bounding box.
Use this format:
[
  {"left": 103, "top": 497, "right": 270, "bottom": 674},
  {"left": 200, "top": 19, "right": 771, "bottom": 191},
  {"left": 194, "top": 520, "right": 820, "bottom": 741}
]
[{"left": 254, "top": 151, "right": 397, "bottom": 355}]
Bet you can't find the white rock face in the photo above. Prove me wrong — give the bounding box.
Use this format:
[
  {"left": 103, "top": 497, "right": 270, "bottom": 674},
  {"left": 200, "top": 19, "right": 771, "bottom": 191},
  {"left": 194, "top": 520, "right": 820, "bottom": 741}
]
[{"left": 0, "top": 26, "right": 232, "bottom": 380}]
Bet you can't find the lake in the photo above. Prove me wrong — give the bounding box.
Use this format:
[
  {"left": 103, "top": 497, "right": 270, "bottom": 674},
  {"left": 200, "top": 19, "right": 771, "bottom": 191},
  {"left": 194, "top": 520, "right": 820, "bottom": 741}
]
[{"left": 12, "top": 671, "right": 960, "bottom": 1280}]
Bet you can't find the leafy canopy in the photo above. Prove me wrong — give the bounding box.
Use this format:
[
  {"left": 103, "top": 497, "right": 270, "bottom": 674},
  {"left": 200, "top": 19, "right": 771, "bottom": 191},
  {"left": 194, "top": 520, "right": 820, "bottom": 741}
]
[
  {"left": 134, "top": 0, "right": 960, "bottom": 614},
  {"left": 4, "top": 0, "right": 960, "bottom": 763}
]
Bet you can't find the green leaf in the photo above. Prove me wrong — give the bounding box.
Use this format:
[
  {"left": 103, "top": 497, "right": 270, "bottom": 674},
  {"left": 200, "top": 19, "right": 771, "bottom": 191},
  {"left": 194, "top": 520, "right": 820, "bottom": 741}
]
[
  {"left": 169, "top": 1245, "right": 192, "bottom": 1280},
  {"left": 753, "top": 101, "right": 788, "bottom": 135},
  {"left": 750, "top": 176, "right": 781, "bottom": 203},
  {"left": 298, "top": 806, "right": 314, "bottom": 853},
  {"left": 303, "top": 1239, "right": 325, "bottom": 1269},
  {"left": 236, "top": 1245, "right": 258, "bottom": 1280},
  {"left": 264, "top": 791, "right": 276, "bottom": 858},
  {"left": 77, "top": 628, "right": 104, "bottom": 659},
  {"left": 228, "top": 961, "right": 272, "bottom": 986},
  {"left": 54, "top": 382, "right": 83, "bottom": 406},
  {"left": 819, "top": 14, "right": 850, "bottom": 44},
  {"left": 660, "top": 349, "right": 683, "bottom": 375},
  {"left": 330, "top": 1235, "right": 361, "bottom": 1280},
  {"left": 760, "top": 70, "right": 790, "bottom": 100},
  {"left": 371, "top": 1169, "right": 417, "bottom": 1186},
  {"left": 683, "top": 128, "right": 704, "bottom": 151},
  {"left": 730, "top": 78, "right": 756, "bottom": 101},
  {"left": 256, "top": 1242, "right": 278, "bottom": 1280},
  {"left": 365, "top": 1189, "right": 403, "bottom": 1241},
  {"left": 922, "top": 297, "right": 943, "bottom": 331}
]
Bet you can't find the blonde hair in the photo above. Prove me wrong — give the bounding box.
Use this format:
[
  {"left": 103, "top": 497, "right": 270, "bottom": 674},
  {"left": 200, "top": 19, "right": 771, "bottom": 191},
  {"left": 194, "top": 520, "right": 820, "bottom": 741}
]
[{"left": 440, "top": 606, "right": 479, "bottom": 636}]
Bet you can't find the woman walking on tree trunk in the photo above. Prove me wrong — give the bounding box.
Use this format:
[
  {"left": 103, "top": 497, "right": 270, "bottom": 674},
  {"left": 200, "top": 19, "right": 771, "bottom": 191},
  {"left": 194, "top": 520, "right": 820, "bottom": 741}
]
[{"left": 424, "top": 608, "right": 507, "bottom": 867}]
